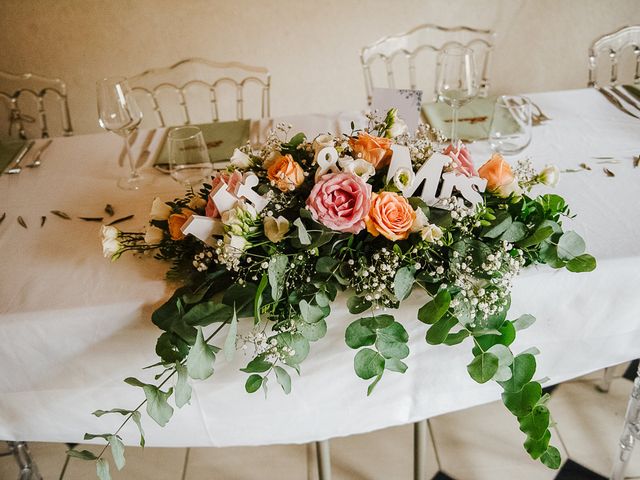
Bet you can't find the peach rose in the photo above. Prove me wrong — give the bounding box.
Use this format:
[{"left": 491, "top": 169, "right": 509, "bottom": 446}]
[
  {"left": 267, "top": 154, "right": 305, "bottom": 192},
  {"left": 349, "top": 132, "right": 393, "bottom": 170},
  {"left": 478, "top": 154, "right": 515, "bottom": 192},
  {"left": 168, "top": 209, "right": 194, "bottom": 240},
  {"left": 365, "top": 191, "right": 416, "bottom": 241}
]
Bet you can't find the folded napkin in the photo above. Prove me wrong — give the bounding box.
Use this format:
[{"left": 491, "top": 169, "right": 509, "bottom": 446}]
[
  {"left": 0, "top": 139, "right": 27, "bottom": 173},
  {"left": 422, "top": 96, "right": 520, "bottom": 142},
  {"left": 154, "top": 120, "right": 251, "bottom": 170}
]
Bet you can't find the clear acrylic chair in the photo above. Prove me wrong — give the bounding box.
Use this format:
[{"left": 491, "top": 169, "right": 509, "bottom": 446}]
[
  {"left": 588, "top": 25, "right": 640, "bottom": 87},
  {"left": 360, "top": 24, "right": 495, "bottom": 105},
  {"left": 611, "top": 363, "right": 640, "bottom": 479},
  {"left": 0, "top": 70, "right": 74, "bottom": 139},
  {"left": 128, "top": 58, "right": 271, "bottom": 128},
  {"left": 0, "top": 442, "right": 42, "bottom": 480}
]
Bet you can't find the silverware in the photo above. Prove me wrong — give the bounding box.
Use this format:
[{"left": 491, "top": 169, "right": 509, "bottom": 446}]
[
  {"left": 597, "top": 86, "right": 640, "bottom": 119},
  {"left": 4, "top": 140, "right": 35, "bottom": 174},
  {"left": 26, "top": 139, "right": 53, "bottom": 168},
  {"left": 135, "top": 129, "right": 156, "bottom": 169},
  {"left": 118, "top": 130, "right": 139, "bottom": 167},
  {"left": 612, "top": 86, "right": 640, "bottom": 115}
]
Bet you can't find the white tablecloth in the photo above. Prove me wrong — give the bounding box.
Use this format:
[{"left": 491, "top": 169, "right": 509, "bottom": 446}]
[{"left": 1, "top": 89, "right": 639, "bottom": 447}]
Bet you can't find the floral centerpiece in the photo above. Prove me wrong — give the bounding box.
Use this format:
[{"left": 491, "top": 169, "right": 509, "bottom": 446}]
[{"left": 81, "top": 109, "right": 594, "bottom": 479}]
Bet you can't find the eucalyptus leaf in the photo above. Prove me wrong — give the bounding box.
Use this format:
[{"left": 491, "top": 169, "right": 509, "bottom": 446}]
[
  {"left": 566, "top": 253, "right": 596, "bottom": 272},
  {"left": 109, "top": 435, "right": 125, "bottom": 470},
  {"left": 131, "top": 411, "right": 145, "bottom": 447},
  {"left": 96, "top": 458, "right": 111, "bottom": 480},
  {"left": 524, "top": 429, "right": 551, "bottom": 459},
  {"left": 186, "top": 327, "right": 215, "bottom": 380},
  {"left": 540, "top": 446, "right": 562, "bottom": 469},
  {"left": 502, "top": 381, "right": 542, "bottom": 417},
  {"left": 519, "top": 405, "right": 550, "bottom": 440},
  {"left": 223, "top": 309, "right": 238, "bottom": 362},
  {"left": 487, "top": 344, "right": 514, "bottom": 367},
  {"left": 499, "top": 353, "right": 537, "bottom": 393},
  {"left": 482, "top": 211, "right": 512, "bottom": 238},
  {"left": 298, "top": 318, "right": 327, "bottom": 341},
  {"left": 556, "top": 231, "right": 586, "bottom": 260},
  {"left": 345, "top": 319, "right": 376, "bottom": 349},
  {"left": 393, "top": 266, "right": 414, "bottom": 301},
  {"left": 299, "top": 299, "right": 325, "bottom": 323},
  {"left": 500, "top": 221, "right": 527, "bottom": 242},
  {"left": 245, "top": 374, "right": 263, "bottom": 393},
  {"left": 143, "top": 385, "right": 174, "bottom": 427},
  {"left": 66, "top": 449, "right": 98, "bottom": 461},
  {"left": 512, "top": 314, "right": 536, "bottom": 331},
  {"left": 367, "top": 374, "right": 383, "bottom": 396},
  {"left": 467, "top": 352, "right": 499, "bottom": 383},
  {"left": 417, "top": 290, "right": 451, "bottom": 325},
  {"left": 376, "top": 322, "right": 409, "bottom": 359},
  {"left": 183, "top": 302, "right": 233, "bottom": 327},
  {"left": 268, "top": 254, "right": 288, "bottom": 301},
  {"left": 354, "top": 348, "right": 385, "bottom": 380},
  {"left": 385, "top": 358, "right": 408, "bottom": 373},
  {"left": 175, "top": 363, "right": 192, "bottom": 408},
  {"left": 316, "top": 256, "right": 339, "bottom": 273},
  {"left": 426, "top": 314, "right": 458, "bottom": 345},
  {"left": 293, "top": 218, "right": 311, "bottom": 245},
  {"left": 241, "top": 356, "right": 272, "bottom": 373},
  {"left": 274, "top": 365, "right": 292, "bottom": 394},
  {"left": 347, "top": 295, "right": 372, "bottom": 314}
]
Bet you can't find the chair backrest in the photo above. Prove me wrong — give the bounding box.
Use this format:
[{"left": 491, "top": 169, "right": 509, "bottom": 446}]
[
  {"left": 361, "top": 24, "right": 495, "bottom": 104},
  {"left": 128, "top": 58, "right": 271, "bottom": 128},
  {"left": 588, "top": 25, "right": 640, "bottom": 87},
  {"left": 0, "top": 71, "right": 73, "bottom": 139}
]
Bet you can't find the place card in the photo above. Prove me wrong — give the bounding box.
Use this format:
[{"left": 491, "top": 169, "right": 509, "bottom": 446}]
[{"left": 371, "top": 87, "right": 423, "bottom": 135}]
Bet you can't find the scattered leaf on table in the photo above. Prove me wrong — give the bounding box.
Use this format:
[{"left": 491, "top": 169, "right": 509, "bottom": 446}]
[
  {"left": 107, "top": 214, "right": 134, "bottom": 226},
  {"left": 579, "top": 163, "right": 591, "bottom": 170},
  {"left": 634, "top": 155, "right": 640, "bottom": 168},
  {"left": 561, "top": 169, "right": 583, "bottom": 173},
  {"left": 105, "top": 204, "right": 115, "bottom": 216},
  {"left": 0, "top": 213, "right": 5, "bottom": 225},
  {"left": 79, "top": 217, "right": 104, "bottom": 222},
  {"left": 603, "top": 168, "right": 615, "bottom": 177},
  {"left": 592, "top": 156, "right": 614, "bottom": 159},
  {"left": 41, "top": 216, "right": 46, "bottom": 227},
  {"left": 17, "top": 216, "right": 27, "bottom": 229},
  {"left": 596, "top": 160, "right": 620, "bottom": 165},
  {"left": 51, "top": 210, "right": 71, "bottom": 220}
]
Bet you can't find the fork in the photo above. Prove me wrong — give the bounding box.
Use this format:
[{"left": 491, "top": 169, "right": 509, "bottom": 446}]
[{"left": 26, "top": 139, "right": 53, "bottom": 168}]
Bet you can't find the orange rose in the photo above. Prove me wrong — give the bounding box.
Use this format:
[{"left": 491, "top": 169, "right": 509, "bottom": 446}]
[
  {"left": 478, "top": 154, "right": 514, "bottom": 191},
  {"left": 267, "top": 154, "right": 305, "bottom": 192},
  {"left": 365, "top": 191, "right": 416, "bottom": 241},
  {"left": 168, "top": 209, "right": 194, "bottom": 240},
  {"left": 349, "top": 132, "right": 393, "bottom": 170}
]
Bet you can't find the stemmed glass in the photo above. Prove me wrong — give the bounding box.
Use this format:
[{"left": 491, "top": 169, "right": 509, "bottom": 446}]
[
  {"left": 436, "top": 45, "right": 478, "bottom": 143},
  {"left": 97, "top": 77, "right": 149, "bottom": 190}
]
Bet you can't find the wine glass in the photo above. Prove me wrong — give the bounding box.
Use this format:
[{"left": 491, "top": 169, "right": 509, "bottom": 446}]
[
  {"left": 489, "top": 95, "right": 532, "bottom": 155},
  {"left": 167, "top": 126, "right": 213, "bottom": 187},
  {"left": 436, "top": 45, "right": 478, "bottom": 143},
  {"left": 97, "top": 77, "right": 148, "bottom": 190}
]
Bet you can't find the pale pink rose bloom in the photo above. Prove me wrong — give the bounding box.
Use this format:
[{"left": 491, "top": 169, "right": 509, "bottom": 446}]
[
  {"left": 444, "top": 143, "right": 477, "bottom": 177},
  {"left": 306, "top": 172, "right": 372, "bottom": 234},
  {"left": 205, "top": 170, "right": 243, "bottom": 218}
]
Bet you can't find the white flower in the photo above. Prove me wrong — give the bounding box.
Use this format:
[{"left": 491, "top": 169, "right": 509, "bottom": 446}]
[
  {"left": 538, "top": 164, "right": 560, "bottom": 187},
  {"left": 101, "top": 225, "right": 118, "bottom": 241},
  {"left": 420, "top": 224, "right": 443, "bottom": 243},
  {"left": 388, "top": 117, "right": 408, "bottom": 138},
  {"left": 144, "top": 225, "right": 164, "bottom": 245},
  {"left": 223, "top": 234, "right": 249, "bottom": 258},
  {"left": 221, "top": 201, "right": 258, "bottom": 236},
  {"left": 496, "top": 178, "right": 523, "bottom": 199},
  {"left": 393, "top": 167, "right": 414, "bottom": 191},
  {"left": 263, "top": 215, "right": 290, "bottom": 243},
  {"left": 338, "top": 156, "right": 375, "bottom": 182},
  {"left": 102, "top": 237, "right": 122, "bottom": 259},
  {"left": 312, "top": 134, "right": 335, "bottom": 152},
  {"left": 150, "top": 197, "right": 172, "bottom": 221},
  {"left": 188, "top": 196, "right": 207, "bottom": 210},
  {"left": 411, "top": 207, "right": 429, "bottom": 232},
  {"left": 230, "top": 148, "right": 252, "bottom": 169}
]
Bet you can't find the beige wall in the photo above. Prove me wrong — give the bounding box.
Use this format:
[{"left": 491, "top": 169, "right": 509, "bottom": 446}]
[{"left": 1, "top": 0, "right": 638, "bottom": 135}]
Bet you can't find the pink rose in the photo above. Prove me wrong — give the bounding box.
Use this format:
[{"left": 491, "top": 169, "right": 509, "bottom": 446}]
[
  {"left": 306, "top": 172, "right": 371, "bottom": 234},
  {"left": 444, "top": 143, "right": 476, "bottom": 177},
  {"left": 205, "top": 171, "right": 243, "bottom": 218}
]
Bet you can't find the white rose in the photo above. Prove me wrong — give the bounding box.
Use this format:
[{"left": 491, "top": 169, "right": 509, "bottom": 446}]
[
  {"left": 393, "top": 167, "right": 415, "bottom": 192},
  {"left": 338, "top": 156, "right": 375, "bottom": 182},
  {"left": 312, "top": 134, "right": 335, "bottom": 152},
  {"left": 150, "top": 197, "right": 172, "bottom": 221},
  {"left": 388, "top": 117, "right": 408, "bottom": 138},
  {"left": 496, "top": 178, "right": 523, "bottom": 199},
  {"left": 144, "top": 225, "right": 164, "bottom": 245},
  {"left": 539, "top": 164, "right": 560, "bottom": 187},
  {"left": 263, "top": 215, "right": 290, "bottom": 243},
  {"left": 101, "top": 225, "right": 118, "bottom": 241},
  {"left": 230, "top": 148, "right": 252, "bottom": 169},
  {"left": 102, "top": 237, "right": 122, "bottom": 258},
  {"left": 223, "top": 234, "right": 249, "bottom": 258},
  {"left": 411, "top": 207, "right": 429, "bottom": 232},
  {"left": 420, "top": 224, "right": 443, "bottom": 243}
]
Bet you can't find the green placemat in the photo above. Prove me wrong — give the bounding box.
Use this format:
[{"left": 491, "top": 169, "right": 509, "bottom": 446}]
[
  {"left": 0, "top": 139, "right": 27, "bottom": 173},
  {"left": 422, "top": 96, "right": 520, "bottom": 142},
  {"left": 155, "top": 120, "right": 251, "bottom": 168}
]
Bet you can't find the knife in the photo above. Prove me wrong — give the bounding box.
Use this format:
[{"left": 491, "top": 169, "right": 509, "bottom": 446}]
[
  {"left": 597, "top": 86, "right": 640, "bottom": 119},
  {"left": 4, "top": 140, "right": 35, "bottom": 174},
  {"left": 612, "top": 86, "right": 640, "bottom": 115},
  {"left": 135, "top": 129, "right": 156, "bottom": 168}
]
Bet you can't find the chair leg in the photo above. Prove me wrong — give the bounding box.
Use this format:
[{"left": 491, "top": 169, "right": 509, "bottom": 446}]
[
  {"left": 611, "top": 363, "right": 640, "bottom": 480},
  {"left": 315, "top": 440, "right": 332, "bottom": 480},
  {"left": 6, "top": 442, "right": 42, "bottom": 480},
  {"left": 414, "top": 420, "right": 427, "bottom": 480},
  {"left": 598, "top": 367, "right": 616, "bottom": 393}
]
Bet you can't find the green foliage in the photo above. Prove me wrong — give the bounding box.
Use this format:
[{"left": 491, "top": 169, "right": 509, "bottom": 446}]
[
  {"left": 268, "top": 254, "right": 289, "bottom": 301},
  {"left": 426, "top": 314, "right": 458, "bottom": 345},
  {"left": 96, "top": 458, "right": 110, "bottom": 480},
  {"left": 274, "top": 366, "right": 292, "bottom": 394},
  {"left": 393, "top": 266, "right": 415, "bottom": 300},
  {"left": 223, "top": 309, "right": 238, "bottom": 362},
  {"left": 109, "top": 435, "right": 125, "bottom": 470},
  {"left": 467, "top": 352, "right": 499, "bottom": 383},
  {"left": 347, "top": 295, "right": 372, "bottom": 314},
  {"left": 354, "top": 348, "right": 385, "bottom": 380},
  {"left": 67, "top": 449, "right": 98, "bottom": 461},
  {"left": 174, "top": 363, "right": 192, "bottom": 408},
  {"left": 186, "top": 328, "right": 216, "bottom": 380},
  {"left": 417, "top": 290, "right": 451, "bottom": 324},
  {"left": 245, "top": 374, "right": 263, "bottom": 393}
]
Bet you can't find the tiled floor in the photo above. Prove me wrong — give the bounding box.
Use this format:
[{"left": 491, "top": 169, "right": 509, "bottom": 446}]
[{"left": 2, "top": 364, "right": 639, "bottom": 480}]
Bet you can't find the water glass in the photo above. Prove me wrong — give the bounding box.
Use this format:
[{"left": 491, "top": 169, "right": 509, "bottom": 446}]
[
  {"left": 489, "top": 96, "right": 532, "bottom": 155},
  {"left": 167, "top": 126, "right": 213, "bottom": 186}
]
